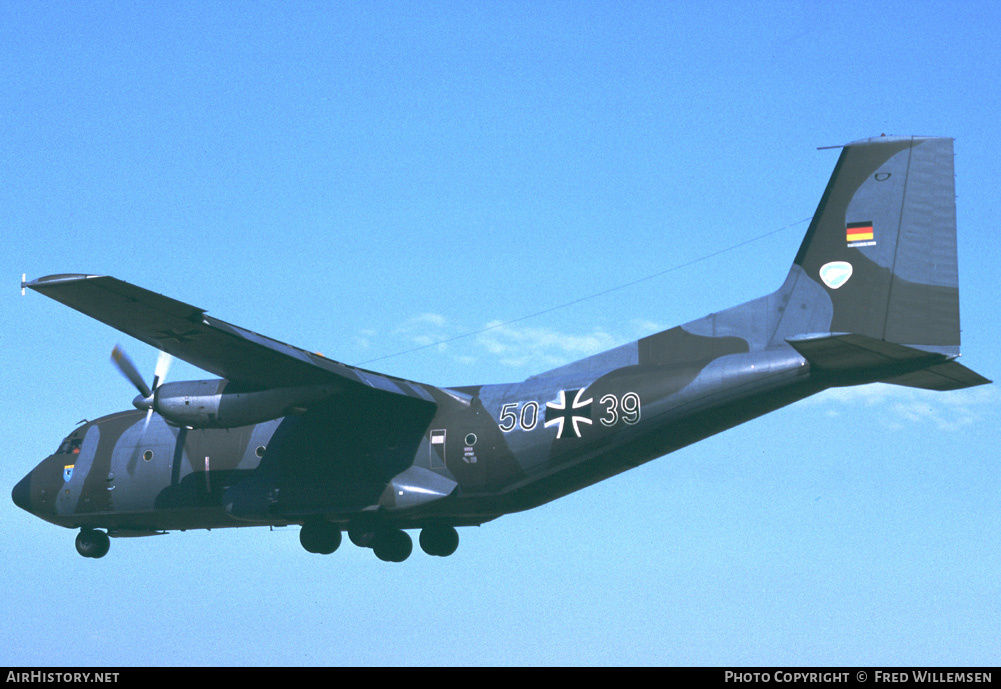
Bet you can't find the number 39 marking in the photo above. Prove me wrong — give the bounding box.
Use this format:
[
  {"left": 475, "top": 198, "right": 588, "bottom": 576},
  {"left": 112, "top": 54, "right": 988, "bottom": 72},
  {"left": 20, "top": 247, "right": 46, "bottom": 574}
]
[
  {"left": 500, "top": 393, "right": 640, "bottom": 433},
  {"left": 599, "top": 392, "right": 641, "bottom": 427}
]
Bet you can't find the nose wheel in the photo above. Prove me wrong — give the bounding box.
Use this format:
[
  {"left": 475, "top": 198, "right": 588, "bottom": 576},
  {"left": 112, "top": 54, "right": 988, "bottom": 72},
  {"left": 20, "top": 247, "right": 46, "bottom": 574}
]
[{"left": 75, "top": 529, "right": 110, "bottom": 559}]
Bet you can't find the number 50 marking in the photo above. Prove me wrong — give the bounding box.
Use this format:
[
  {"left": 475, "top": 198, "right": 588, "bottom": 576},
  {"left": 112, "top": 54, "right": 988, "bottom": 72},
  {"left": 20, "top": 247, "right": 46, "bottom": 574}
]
[
  {"left": 598, "top": 392, "right": 641, "bottom": 427},
  {"left": 499, "top": 401, "right": 540, "bottom": 432}
]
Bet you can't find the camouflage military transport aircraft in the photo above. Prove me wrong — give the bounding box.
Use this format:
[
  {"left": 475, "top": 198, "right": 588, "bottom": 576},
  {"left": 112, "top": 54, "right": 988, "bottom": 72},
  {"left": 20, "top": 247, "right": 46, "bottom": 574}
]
[{"left": 14, "top": 135, "right": 990, "bottom": 562}]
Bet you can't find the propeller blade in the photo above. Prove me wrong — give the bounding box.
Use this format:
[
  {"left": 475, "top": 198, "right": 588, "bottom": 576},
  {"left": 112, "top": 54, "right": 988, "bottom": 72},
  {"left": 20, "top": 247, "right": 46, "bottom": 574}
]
[
  {"left": 111, "top": 345, "right": 152, "bottom": 398},
  {"left": 154, "top": 350, "right": 173, "bottom": 386}
]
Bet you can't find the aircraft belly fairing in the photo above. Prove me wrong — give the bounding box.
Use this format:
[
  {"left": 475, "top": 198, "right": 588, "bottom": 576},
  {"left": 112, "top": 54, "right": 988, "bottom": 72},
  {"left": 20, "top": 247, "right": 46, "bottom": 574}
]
[{"left": 14, "top": 135, "right": 989, "bottom": 561}]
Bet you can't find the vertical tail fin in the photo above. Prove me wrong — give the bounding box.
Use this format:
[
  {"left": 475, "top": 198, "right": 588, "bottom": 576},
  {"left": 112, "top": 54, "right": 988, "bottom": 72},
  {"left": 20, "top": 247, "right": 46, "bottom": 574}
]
[
  {"left": 777, "top": 136, "right": 989, "bottom": 389},
  {"left": 792, "top": 135, "right": 959, "bottom": 351}
]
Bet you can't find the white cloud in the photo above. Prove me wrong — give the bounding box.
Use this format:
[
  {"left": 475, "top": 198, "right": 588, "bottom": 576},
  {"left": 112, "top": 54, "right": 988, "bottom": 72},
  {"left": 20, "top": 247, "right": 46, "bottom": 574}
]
[
  {"left": 360, "top": 311, "right": 635, "bottom": 372},
  {"left": 409, "top": 313, "right": 448, "bottom": 327},
  {"left": 475, "top": 321, "right": 620, "bottom": 369},
  {"left": 393, "top": 312, "right": 456, "bottom": 347},
  {"left": 352, "top": 328, "right": 378, "bottom": 350},
  {"left": 629, "top": 319, "right": 666, "bottom": 337},
  {"left": 805, "top": 383, "right": 999, "bottom": 431}
]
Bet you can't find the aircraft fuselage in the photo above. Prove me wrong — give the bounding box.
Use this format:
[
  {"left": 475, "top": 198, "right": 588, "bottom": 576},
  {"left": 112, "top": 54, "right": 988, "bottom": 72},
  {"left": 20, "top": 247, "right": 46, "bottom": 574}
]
[{"left": 14, "top": 345, "right": 817, "bottom": 535}]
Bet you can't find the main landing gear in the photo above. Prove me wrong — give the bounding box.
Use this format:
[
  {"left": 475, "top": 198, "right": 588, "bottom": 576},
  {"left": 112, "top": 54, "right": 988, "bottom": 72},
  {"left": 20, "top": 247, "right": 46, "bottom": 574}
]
[
  {"left": 75, "top": 528, "right": 110, "bottom": 559},
  {"left": 299, "top": 520, "right": 342, "bottom": 555},
  {"left": 419, "top": 525, "right": 459, "bottom": 557},
  {"left": 371, "top": 529, "right": 413, "bottom": 563},
  {"left": 299, "top": 522, "right": 459, "bottom": 562}
]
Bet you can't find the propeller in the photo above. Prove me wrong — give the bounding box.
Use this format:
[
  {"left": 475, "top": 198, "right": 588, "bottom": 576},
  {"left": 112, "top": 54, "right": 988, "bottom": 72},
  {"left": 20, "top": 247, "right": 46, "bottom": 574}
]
[{"left": 111, "top": 345, "right": 173, "bottom": 432}]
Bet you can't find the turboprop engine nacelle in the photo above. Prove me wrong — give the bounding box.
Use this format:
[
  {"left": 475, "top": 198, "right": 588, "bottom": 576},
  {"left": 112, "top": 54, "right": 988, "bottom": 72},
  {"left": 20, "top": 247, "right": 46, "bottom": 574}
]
[{"left": 132, "top": 380, "right": 338, "bottom": 429}]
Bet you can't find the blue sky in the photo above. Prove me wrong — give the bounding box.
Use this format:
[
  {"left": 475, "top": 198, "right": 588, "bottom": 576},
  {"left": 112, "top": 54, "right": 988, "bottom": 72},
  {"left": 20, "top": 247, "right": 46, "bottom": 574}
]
[{"left": 2, "top": 2, "right": 998, "bottom": 666}]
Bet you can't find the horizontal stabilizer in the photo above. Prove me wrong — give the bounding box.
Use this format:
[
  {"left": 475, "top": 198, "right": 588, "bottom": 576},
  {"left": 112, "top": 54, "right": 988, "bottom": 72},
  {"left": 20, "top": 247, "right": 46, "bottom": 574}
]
[
  {"left": 880, "top": 361, "right": 992, "bottom": 391},
  {"left": 786, "top": 333, "right": 990, "bottom": 389}
]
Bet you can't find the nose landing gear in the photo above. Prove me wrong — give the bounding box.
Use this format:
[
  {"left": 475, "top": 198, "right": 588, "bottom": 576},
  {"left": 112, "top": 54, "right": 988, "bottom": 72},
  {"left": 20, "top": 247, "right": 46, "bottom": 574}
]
[{"left": 75, "top": 529, "right": 110, "bottom": 559}]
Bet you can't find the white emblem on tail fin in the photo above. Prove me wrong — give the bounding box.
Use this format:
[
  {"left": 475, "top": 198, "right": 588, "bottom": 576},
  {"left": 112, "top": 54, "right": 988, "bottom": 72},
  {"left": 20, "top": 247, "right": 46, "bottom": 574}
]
[{"left": 819, "top": 261, "right": 853, "bottom": 289}]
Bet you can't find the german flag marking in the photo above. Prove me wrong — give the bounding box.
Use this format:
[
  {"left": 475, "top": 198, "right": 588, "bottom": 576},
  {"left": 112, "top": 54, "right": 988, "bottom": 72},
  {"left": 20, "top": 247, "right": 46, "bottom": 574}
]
[{"left": 846, "top": 221, "right": 874, "bottom": 242}]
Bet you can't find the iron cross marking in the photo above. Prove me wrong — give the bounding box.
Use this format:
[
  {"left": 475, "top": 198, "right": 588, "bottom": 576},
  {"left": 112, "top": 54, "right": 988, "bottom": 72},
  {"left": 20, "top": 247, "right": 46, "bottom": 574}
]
[
  {"left": 154, "top": 328, "right": 202, "bottom": 344},
  {"left": 545, "top": 389, "right": 593, "bottom": 439}
]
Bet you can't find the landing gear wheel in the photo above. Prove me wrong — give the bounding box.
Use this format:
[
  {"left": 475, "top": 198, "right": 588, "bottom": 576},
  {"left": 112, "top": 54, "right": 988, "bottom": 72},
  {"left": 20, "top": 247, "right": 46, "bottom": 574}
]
[
  {"left": 75, "top": 529, "right": 110, "bottom": 559},
  {"left": 419, "top": 526, "right": 459, "bottom": 557},
  {"left": 348, "top": 527, "right": 376, "bottom": 548},
  {"left": 372, "top": 529, "right": 412, "bottom": 563},
  {"left": 299, "top": 521, "right": 342, "bottom": 554},
  {"left": 348, "top": 515, "right": 380, "bottom": 548}
]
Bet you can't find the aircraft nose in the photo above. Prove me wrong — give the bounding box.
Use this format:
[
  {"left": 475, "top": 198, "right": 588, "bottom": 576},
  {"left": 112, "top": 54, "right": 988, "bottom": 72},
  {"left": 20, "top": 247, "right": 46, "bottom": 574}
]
[{"left": 12, "top": 473, "right": 31, "bottom": 512}]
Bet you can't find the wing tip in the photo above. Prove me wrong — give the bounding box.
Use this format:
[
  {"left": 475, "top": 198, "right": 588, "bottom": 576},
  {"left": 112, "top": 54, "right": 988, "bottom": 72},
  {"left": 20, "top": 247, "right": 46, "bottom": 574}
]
[{"left": 26, "top": 273, "right": 107, "bottom": 291}]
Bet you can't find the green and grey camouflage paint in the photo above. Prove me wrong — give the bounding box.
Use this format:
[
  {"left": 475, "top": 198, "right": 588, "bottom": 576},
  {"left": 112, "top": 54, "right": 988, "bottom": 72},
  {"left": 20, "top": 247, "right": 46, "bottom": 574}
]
[{"left": 13, "top": 135, "right": 989, "bottom": 561}]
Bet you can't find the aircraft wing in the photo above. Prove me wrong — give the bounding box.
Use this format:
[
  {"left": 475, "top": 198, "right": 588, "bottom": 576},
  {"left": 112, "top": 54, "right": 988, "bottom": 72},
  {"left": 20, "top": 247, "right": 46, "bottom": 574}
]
[{"left": 26, "top": 274, "right": 437, "bottom": 405}]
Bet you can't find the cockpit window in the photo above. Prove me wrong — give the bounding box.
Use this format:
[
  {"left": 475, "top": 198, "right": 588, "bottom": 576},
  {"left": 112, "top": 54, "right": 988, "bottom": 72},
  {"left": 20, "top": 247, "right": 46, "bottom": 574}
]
[{"left": 56, "top": 438, "right": 83, "bottom": 455}]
